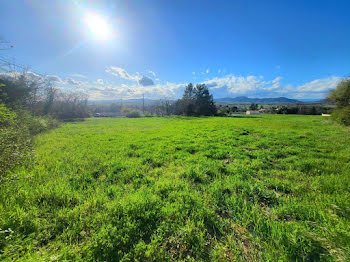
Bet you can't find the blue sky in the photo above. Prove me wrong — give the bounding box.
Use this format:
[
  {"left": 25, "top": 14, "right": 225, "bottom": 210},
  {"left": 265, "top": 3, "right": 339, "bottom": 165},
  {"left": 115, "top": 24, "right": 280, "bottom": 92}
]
[{"left": 0, "top": 0, "right": 349, "bottom": 100}]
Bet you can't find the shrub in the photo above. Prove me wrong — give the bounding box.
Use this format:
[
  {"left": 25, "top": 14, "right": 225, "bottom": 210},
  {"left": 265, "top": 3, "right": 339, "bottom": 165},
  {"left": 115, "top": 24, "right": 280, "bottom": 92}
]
[
  {"left": 329, "top": 78, "right": 350, "bottom": 125},
  {"left": 144, "top": 111, "right": 153, "bottom": 117},
  {"left": 17, "top": 110, "right": 59, "bottom": 136},
  {"left": 125, "top": 110, "right": 141, "bottom": 118},
  {"left": 332, "top": 106, "right": 350, "bottom": 126},
  {"left": 0, "top": 105, "right": 59, "bottom": 180},
  {"left": 0, "top": 105, "right": 32, "bottom": 180}
]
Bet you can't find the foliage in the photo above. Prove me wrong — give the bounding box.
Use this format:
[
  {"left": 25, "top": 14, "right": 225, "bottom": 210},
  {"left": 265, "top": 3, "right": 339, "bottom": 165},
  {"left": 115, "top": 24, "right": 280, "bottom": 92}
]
[
  {"left": 0, "top": 104, "right": 60, "bottom": 181},
  {"left": 0, "top": 76, "right": 33, "bottom": 108},
  {"left": 144, "top": 111, "right": 153, "bottom": 117},
  {"left": 121, "top": 104, "right": 132, "bottom": 115},
  {"left": 274, "top": 105, "right": 333, "bottom": 115},
  {"left": 249, "top": 103, "right": 258, "bottom": 110},
  {"left": 329, "top": 78, "right": 350, "bottom": 125},
  {"left": 125, "top": 110, "right": 141, "bottom": 118},
  {"left": 175, "top": 83, "right": 216, "bottom": 116},
  {"left": 0, "top": 115, "right": 349, "bottom": 261},
  {"left": 0, "top": 105, "right": 32, "bottom": 180},
  {"left": 332, "top": 106, "right": 350, "bottom": 125},
  {"left": 329, "top": 78, "right": 350, "bottom": 108}
]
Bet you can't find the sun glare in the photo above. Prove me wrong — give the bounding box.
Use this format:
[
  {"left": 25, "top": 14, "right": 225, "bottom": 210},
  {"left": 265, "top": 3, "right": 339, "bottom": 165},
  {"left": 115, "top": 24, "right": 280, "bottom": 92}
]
[{"left": 84, "top": 12, "right": 112, "bottom": 41}]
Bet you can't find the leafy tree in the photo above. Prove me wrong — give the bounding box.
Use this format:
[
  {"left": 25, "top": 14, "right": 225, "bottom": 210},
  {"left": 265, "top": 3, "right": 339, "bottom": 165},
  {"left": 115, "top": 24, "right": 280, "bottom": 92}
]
[
  {"left": 329, "top": 78, "right": 350, "bottom": 108},
  {"left": 175, "top": 83, "right": 216, "bottom": 116},
  {"left": 249, "top": 103, "right": 258, "bottom": 110},
  {"left": 329, "top": 78, "right": 350, "bottom": 125},
  {"left": 0, "top": 75, "right": 33, "bottom": 108}
]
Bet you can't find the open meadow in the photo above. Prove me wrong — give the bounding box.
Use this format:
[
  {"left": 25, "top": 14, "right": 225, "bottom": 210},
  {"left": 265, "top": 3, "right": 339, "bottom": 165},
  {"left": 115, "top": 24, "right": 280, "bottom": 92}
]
[{"left": 1, "top": 115, "right": 349, "bottom": 261}]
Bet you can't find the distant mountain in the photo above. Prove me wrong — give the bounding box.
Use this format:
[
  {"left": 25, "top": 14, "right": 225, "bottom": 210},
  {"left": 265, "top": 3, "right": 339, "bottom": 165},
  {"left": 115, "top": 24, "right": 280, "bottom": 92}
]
[{"left": 215, "top": 96, "right": 301, "bottom": 104}]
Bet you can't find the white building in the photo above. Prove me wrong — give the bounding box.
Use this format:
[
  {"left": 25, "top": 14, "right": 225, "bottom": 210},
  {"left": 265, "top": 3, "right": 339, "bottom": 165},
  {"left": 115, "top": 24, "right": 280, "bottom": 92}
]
[{"left": 246, "top": 110, "right": 264, "bottom": 115}]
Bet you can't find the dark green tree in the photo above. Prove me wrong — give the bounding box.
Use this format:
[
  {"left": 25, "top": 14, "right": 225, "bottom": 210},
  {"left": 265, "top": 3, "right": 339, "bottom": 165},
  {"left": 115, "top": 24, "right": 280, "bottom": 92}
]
[
  {"left": 174, "top": 83, "right": 216, "bottom": 116},
  {"left": 193, "top": 84, "right": 216, "bottom": 116},
  {"left": 249, "top": 103, "right": 258, "bottom": 110}
]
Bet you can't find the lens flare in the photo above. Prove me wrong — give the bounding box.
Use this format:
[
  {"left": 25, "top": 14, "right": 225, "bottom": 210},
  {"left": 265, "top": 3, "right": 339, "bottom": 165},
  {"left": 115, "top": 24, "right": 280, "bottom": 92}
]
[{"left": 84, "top": 12, "right": 112, "bottom": 41}]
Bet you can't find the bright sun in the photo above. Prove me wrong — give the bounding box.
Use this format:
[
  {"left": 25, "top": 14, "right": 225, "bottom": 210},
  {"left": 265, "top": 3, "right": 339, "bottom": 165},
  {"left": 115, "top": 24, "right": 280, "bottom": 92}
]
[{"left": 84, "top": 12, "right": 112, "bottom": 41}]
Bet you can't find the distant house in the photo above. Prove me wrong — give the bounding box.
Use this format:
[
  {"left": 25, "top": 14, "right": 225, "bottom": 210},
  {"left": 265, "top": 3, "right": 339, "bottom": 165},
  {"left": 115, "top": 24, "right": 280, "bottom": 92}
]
[
  {"left": 322, "top": 113, "right": 331, "bottom": 117},
  {"left": 246, "top": 110, "right": 264, "bottom": 115}
]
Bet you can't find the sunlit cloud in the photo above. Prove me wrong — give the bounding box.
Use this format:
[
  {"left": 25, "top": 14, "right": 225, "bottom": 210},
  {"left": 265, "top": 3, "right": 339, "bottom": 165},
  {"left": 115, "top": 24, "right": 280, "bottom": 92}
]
[
  {"left": 294, "top": 76, "right": 341, "bottom": 97},
  {"left": 105, "top": 66, "right": 138, "bottom": 81},
  {"left": 45, "top": 75, "right": 64, "bottom": 83},
  {"left": 66, "top": 77, "right": 83, "bottom": 86}
]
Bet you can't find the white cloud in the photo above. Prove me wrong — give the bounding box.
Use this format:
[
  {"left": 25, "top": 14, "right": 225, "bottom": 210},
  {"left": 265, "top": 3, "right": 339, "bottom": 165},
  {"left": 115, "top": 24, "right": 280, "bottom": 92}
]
[
  {"left": 294, "top": 76, "right": 341, "bottom": 98},
  {"left": 203, "top": 75, "right": 283, "bottom": 95},
  {"left": 70, "top": 73, "right": 86, "bottom": 78},
  {"left": 45, "top": 75, "right": 63, "bottom": 83},
  {"left": 147, "top": 70, "right": 156, "bottom": 77},
  {"left": 105, "top": 66, "right": 138, "bottom": 81},
  {"left": 206, "top": 68, "right": 210, "bottom": 74},
  {"left": 83, "top": 81, "right": 185, "bottom": 100},
  {"left": 296, "top": 76, "right": 340, "bottom": 93},
  {"left": 201, "top": 74, "right": 340, "bottom": 99},
  {"left": 0, "top": 71, "right": 64, "bottom": 84},
  {"left": 96, "top": 78, "right": 104, "bottom": 85},
  {"left": 66, "top": 77, "right": 83, "bottom": 86}
]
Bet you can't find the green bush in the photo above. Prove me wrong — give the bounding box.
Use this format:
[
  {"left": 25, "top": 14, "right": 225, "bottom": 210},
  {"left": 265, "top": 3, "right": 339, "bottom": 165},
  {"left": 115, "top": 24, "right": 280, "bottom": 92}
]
[
  {"left": 332, "top": 106, "right": 350, "bottom": 126},
  {"left": 0, "top": 105, "right": 32, "bottom": 180},
  {"left": 125, "top": 110, "right": 141, "bottom": 118},
  {"left": 17, "top": 111, "right": 59, "bottom": 136},
  {"left": 329, "top": 78, "right": 350, "bottom": 125},
  {"left": 144, "top": 111, "right": 153, "bottom": 117},
  {"left": 0, "top": 105, "right": 60, "bottom": 180}
]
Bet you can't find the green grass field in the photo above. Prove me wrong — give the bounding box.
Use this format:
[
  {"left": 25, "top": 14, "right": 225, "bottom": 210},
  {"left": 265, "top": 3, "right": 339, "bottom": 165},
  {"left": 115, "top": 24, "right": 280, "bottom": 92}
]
[{"left": 1, "top": 115, "right": 349, "bottom": 261}]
